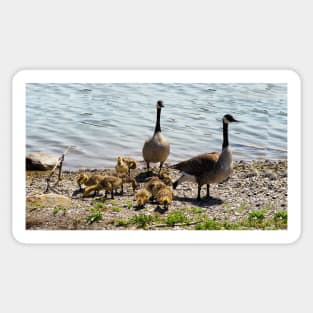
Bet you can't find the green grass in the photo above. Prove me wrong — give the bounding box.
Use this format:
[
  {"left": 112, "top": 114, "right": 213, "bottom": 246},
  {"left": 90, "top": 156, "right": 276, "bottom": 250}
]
[
  {"left": 86, "top": 203, "right": 106, "bottom": 224},
  {"left": 195, "top": 209, "right": 288, "bottom": 231},
  {"left": 125, "top": 201, "right": 133, "bottom": 209},
  {"left": 92, "top": 202, "right": 106, "bottom": 211},
  {"left": 164, "top": 210, "right": 189, "bottom": 227},
  {"left": 114, "top": 219, "right": 129, "bottom": 227},
  {"left": 112, "top": 207, "right": 122, "bottom": 212},
  {"left": 274, "top": 210, "right": 287, "bottom": 222},
  {"left": 248, "top": 209, "right": 266, "bottom": 223},
  {"left": 86, "top": 212, "right": 103, "bottom": 224},
  {"left": 130, "top": 214, "right": 154, "bottom": 229},
  {"left": 190, "top": 207, "right": 205, "bottom": 214},
  {"left": 53, "top": 206, "right": 66, "bottom": 215}
]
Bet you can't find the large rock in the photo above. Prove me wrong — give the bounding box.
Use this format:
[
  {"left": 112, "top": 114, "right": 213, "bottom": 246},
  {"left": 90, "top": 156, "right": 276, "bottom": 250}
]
[
  {"left": 26, "top": 152, "right": 59, "bottom": 170},
  {"left": 26, "top": 194, "right": 72, "bottom": 209}
]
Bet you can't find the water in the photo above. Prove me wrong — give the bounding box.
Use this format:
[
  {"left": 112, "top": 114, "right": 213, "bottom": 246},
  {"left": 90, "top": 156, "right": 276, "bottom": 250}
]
[{"left": 26, "top": 83, "right": 287, "bottom": 170}]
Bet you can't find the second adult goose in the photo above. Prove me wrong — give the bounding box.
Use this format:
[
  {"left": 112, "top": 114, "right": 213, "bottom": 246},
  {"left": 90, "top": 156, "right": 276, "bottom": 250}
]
[
  {"left": 142, "top": 100, "right": 170, "bottom": 173},
  {"left": 171, "top": 114, "right": 239, "bottom": 200}
]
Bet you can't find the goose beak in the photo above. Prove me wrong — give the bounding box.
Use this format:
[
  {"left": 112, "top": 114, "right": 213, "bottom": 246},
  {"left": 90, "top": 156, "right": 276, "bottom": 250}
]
[{"left": 233, "top": 119, "right": 239, "bottom": 122}]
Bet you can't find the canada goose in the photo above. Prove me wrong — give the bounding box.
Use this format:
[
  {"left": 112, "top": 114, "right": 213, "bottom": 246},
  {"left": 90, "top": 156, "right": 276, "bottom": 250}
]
[
  {"left": 115, "top": 156, "right": 128, "bottom": 176},
  {"left": 135, "top": 189, "right": 151, "bottom": 207},
  {"left": 142, "top": 100, "right": 170, "bottom": 173},
  {"left": 83, "top": 175, "right": 123, "bottom": 199},
  {"left": 156, "top": 185, "right": 173, "bottom": 209},
  {"left": 171, "top": 114, "right": 239, "bottom": 200},
  {"left": 121, "top": 157, "right": 137, "bottom": 176}
]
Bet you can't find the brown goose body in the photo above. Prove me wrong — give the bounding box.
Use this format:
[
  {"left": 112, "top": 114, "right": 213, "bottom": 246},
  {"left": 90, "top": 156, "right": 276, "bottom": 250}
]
[
  {"left": 172, "top": 114, "right": 238, "bottom": 200},
  {"left": 142, "top": 100, "right": 170, "bottom": 172},
  {"left": 143, "top": 132, "right": 170, "bottom": 164}
]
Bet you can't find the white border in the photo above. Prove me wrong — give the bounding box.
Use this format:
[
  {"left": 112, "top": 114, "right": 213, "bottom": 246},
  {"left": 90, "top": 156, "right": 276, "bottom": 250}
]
[{"left": 12, "top": 70, "right": 301, "bottom": 244}]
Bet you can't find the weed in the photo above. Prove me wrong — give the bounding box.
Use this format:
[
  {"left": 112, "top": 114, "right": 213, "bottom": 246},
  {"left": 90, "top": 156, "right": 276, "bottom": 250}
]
[
  {"left": 53, "top": 206, "right": 66, "bottom": 216},
  {"left": 248, "top": 210, "right": 266, "bottom": 222},
  {"left": 195, "top": 219, "right": 222, "bottom": 230},
  {"left": 112, "top": 207, "right": 122, "bottom": 212},
  {"left": 92, "top": 202, "right": 106, "bottom": 211},
  {"left": 274, "top": 210, "right": 287, "bottom": 223},
  {"left": 86, "top": 212, "right": 103, "bottom": 224},
  {"left": 114, "top": 219, "right": 129, "bottom": 227},
  {"left": 130, "top": 214, "right": 154, "bottom": 228},
  {"left": 190, "top": 207, "right": 204, "bottom": 214},
  {"left": 165, "top": 210, "right": 189, "bottom": 227},
  {"left": 125, "top": 201, "right": 133, "bottom": 209}
]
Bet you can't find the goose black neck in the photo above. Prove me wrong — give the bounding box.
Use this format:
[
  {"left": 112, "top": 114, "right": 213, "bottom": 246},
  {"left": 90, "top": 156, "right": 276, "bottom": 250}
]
[
  {"left": 154, "top": 108, "right": 162, "bottom": 134},
  {"left": 222, "top": 121, "right": 229, "bottom": 149}
]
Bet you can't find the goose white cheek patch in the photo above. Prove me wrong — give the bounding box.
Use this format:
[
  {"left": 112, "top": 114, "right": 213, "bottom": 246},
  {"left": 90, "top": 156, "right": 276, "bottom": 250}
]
[{"left": 12, "top": 70, "right": 300, "bottom": 244}]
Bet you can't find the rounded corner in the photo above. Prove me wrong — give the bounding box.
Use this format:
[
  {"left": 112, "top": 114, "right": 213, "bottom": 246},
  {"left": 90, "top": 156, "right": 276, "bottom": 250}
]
[
  {"left": 12, "top": 69, "right": 30, "bottom": 86},
  {"left": 11, "top": 227, "right": 28, "bottom": 245},
  {"left": 285, "top": 69, "right": 301, "bottom": 85},
  {"left": 286, "top": 228, "right": 302, "bottom": 245}
]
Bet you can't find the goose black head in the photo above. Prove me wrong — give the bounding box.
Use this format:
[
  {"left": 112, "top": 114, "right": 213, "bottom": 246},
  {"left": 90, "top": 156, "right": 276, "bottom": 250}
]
[
  {"left": 156, "top": 100, "right": 164, "bottom": 109},
  {"left": 223, "top": 114, "right": 239, "bottom": 124}
]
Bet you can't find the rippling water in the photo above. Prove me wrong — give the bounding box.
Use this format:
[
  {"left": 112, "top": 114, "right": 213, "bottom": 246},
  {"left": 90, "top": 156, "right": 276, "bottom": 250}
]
[{"left": 26, "top": 83, "right": 287, "bottom": 170}]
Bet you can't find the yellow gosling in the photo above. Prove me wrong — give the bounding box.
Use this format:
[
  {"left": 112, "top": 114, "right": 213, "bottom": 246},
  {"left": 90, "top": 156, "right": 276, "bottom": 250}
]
[
  {"left": 144, "top": 176, "right": 167, "bottom": 198},
  {"left": 135, "top": 189, "right": 151, "bottom": 207},
  {"left": 115, "top": 156, "right": 128, "bottom": 176},
  {"left": 156, "top": 186, "right": 173, "bottom": 209},
  {"left": 122, "top": 157, "right": 137, "bottom": 176},
  {"left": 76, "top": 173, "right": 105, "bottom": 191},
  {"left": 83, "top": 176, "right": 123, "bottom": 199}
]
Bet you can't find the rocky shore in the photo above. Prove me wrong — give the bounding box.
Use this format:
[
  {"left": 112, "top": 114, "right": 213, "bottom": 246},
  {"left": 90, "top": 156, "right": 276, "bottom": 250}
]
[{"left": 26, "top": 160, "right": 287, "bottom": 230}]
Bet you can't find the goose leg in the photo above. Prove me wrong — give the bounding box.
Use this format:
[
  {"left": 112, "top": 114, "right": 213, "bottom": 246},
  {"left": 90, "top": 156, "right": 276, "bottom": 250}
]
[
  {"left": 111, "top": 187, "right": 114, "bottom": 199},
  {"left": 206, "top": 184, "right": 210, "bottom": 198},
  {"left": 197, "top": 185, "right": 201, "bottom": 201},
  {"left": 158, "top": 162, "right": 164, "bottom": 174},
  {"left": 146, "top": 162, "right": 150, "bottom": 172}
]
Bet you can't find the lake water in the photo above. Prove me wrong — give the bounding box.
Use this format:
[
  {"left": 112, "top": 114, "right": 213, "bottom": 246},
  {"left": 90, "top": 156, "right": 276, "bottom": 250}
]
[{"left": 26, "top": 83, "right": 287, "bottom": 170}]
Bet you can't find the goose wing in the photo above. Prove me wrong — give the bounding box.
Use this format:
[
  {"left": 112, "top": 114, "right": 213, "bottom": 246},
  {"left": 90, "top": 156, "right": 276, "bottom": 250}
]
[{"left": 171, "top": 152, "right": 219, "bottom": 176}]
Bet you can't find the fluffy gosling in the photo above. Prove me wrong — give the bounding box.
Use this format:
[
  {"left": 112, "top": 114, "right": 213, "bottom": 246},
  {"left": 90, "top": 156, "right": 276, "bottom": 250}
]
[
  {"left": 156, "top": 185, "right": 173, "bottom": 209},
  {"left": 76, "top": 173, "right": 105, "bottom": 193},
  {"left": 159, "top": 168, "right": 172, "bottom": 186},
  {"left": 115, "top": 156, "right": 128, "bottom": 176},
  {"left": 135, "top": 189, "right": 151, "bottom": 208},
  {"left": 83, "top": 176, "right": 123, "bottom": 199},
  {"left": 122, "top": 157, "right": 137, "bottom": 176},
  {"left": 144, "top": 176, "right": 166, "bottom": 197}
]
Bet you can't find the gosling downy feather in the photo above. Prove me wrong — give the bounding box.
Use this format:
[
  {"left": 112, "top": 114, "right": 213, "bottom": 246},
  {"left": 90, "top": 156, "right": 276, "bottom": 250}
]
[
  {"left": 171, "top": 114, "right": 239, "bottom": 200},
  {"left": 142, "top": 100, "right": 170, "bottom": 173}
]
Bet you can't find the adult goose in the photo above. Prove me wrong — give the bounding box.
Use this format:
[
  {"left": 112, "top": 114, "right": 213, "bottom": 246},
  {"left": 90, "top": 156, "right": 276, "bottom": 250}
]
[
  {"left": 142, "top": 100, "right": 170, "bottom": 173},
  {"left": 171, "top": 114, "right": 239, "bottom": 200}
]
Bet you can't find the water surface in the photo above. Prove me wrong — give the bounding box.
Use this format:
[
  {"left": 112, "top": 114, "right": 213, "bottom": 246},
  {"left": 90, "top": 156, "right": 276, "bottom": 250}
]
[{"left": 26, "top": 83, "right": 287, "bottom": 170}]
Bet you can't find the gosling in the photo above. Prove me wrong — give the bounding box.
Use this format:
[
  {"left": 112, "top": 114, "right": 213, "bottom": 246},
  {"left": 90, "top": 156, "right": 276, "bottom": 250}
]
[
  {"left": 156, "top": 185, "right": 173, "bottom": 209},
  {"left": 144, "top": 176, "right": 166, "bottom": 197},
  {"left": 122, "top": 157, "right": 137, "bottom": 176},
  {"left": 83, "top": 176, "right": 123, "bottom": 199},
  {"left": 76, "top": 173, "right": 105, "bottom": 192},
  {"left": 115, "top": 156, "right": 128, "bottom": 177},
  {"left": 159, "top": 168, "right": 172, "bottom": 186},
  {"left": 120, "top": 176, "right": 138, "bottom": 194},
  {"left": 135, "top": 189, "right": 151, "bottom": 208}
]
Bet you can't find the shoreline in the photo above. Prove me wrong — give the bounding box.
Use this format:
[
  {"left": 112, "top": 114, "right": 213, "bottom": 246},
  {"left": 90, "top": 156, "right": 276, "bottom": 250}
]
[{"left": 26, "top": 159, "right": 287, "bottom": 230}]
